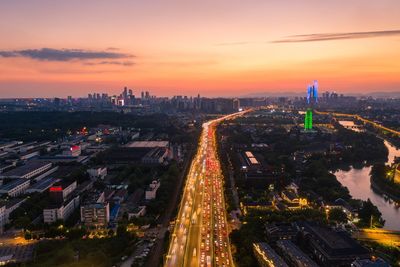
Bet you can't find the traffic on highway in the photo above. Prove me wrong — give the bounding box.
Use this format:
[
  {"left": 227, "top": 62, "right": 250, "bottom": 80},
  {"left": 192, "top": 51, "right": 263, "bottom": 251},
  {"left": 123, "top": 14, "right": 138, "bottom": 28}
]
[{"left": 165, "top": 110, "right": 250, "bottom": 267}]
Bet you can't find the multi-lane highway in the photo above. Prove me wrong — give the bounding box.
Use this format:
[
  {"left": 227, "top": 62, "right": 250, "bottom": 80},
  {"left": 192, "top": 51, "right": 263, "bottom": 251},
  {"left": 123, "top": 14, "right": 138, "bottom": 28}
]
[{"left": 165, "top": 110, "right": 249, "bottom": 267}]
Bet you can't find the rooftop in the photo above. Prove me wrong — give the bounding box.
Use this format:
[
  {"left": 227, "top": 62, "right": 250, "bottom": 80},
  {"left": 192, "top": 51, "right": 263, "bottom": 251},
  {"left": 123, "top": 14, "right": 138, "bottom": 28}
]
[
  {"left": 0, "top": 179, "right": 30, "bottom": 191},
  {"left": 254, "top": 243, "right": 288, "bottom": 267},
  {"left": 298, "top": 222, "right": 370, "bottom": 257},
  {"left": 277, "top": 240, "right": 319, "bottom": 267},
  {"left": 1, "top": 161, "right": 51, "bottom": 177},
  {"left": 126, "top": 141, "right": 169, "bottom": 148},
  {"left": 27, "top": 177, "right": 60, "bottom": 191}
]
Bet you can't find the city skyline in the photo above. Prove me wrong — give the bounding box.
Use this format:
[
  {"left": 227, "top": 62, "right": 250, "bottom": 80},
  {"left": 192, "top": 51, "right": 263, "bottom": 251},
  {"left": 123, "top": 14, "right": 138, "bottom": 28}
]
[{"left": 1, "top": 1, "right": 400, "bottom": 97}]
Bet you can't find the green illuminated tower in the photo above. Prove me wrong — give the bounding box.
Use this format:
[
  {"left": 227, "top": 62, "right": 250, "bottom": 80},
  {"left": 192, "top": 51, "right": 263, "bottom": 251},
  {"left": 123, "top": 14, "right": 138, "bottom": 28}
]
[{"left": 304, "top": 108, "right": 313, "bottom": 130}]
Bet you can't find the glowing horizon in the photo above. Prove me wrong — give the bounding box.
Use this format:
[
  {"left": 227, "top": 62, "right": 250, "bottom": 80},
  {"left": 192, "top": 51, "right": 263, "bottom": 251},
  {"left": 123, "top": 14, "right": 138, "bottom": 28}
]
[{"left": 1, "top": 1, "right": 400, "bottom": 98}]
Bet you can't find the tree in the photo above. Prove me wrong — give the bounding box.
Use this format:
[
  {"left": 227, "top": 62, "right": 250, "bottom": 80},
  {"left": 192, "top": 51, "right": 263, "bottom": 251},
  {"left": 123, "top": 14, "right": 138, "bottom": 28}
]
[
  {"left": 358, "top": 199, "right": 385, "bottom": 228},
  {"left": 328, "top": 208, "right": 348, "bottom": 224}
]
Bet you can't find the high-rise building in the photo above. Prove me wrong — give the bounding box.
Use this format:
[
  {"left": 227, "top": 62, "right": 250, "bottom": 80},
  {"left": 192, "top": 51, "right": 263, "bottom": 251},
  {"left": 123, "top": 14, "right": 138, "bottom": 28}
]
[
  {"left": 304, "top": 108, "right": 313, "bottom": 130},
  {"left": 307, "top": 80, "right": 318, "bottom": 104},
  {"left": 233, "top": 98, "right": 240, "bottom": 111}
]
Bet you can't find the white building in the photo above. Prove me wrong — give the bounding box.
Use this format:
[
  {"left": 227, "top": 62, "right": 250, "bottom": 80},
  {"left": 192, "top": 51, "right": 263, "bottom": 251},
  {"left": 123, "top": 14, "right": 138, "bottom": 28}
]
[
  {"left": 145, "top": 180, "right": 160, "bottom": 200},
  {"left": 43, "top": 195, "right": 80, "bottom": 223},
  {"left": 49, "top": 180, "right": 77, "bottom": 202}
]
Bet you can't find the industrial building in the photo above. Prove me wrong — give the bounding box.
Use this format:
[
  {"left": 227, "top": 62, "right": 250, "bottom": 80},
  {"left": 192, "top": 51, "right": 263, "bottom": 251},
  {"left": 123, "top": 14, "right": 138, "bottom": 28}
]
[
  {"left": 0, "top": 179, "right": 31, "bottom": 197},
  {"left": 0, "top": 161, "right": 52, "bottom": 179},
  {"left": 26, "top": 177, "right": 60, "bottom": 193}
]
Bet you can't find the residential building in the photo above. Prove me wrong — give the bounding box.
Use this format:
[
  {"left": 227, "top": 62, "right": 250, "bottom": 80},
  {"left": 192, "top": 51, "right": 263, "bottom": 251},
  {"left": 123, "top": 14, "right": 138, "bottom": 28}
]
[
  {"left": 80, "top": 202, "right": 110, "bottom": 228},
  {"left": 80, "top": 191, "right": 109, "bottom": 228}
]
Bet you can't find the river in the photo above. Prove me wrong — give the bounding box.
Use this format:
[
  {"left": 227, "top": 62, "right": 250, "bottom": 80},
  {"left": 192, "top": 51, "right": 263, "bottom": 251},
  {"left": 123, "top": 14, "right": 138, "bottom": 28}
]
[{"left": 334, "top": 140, "right": 400, "bottom": 230}]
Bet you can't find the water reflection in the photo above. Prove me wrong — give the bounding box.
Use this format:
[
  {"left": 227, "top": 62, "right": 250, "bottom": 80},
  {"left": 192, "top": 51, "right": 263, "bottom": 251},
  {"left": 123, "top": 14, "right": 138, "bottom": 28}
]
[{"left": 335, "top": 140, "right": 400, "bottom": 230}]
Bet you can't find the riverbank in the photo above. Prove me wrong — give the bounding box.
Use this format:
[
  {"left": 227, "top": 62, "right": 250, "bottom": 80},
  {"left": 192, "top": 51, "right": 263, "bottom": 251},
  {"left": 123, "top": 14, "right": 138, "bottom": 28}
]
[
  {"left": 335, "top": 137, "right": 400, "bottom": 230},
  {"left": 370, "top": 177, "right": 400, "bottom": 203}
]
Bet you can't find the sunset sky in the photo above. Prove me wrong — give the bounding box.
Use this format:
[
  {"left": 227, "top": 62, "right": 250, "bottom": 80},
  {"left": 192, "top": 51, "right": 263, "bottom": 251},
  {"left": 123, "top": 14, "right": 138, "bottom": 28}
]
[{"left": 1, "top": 0, "right": 400, "bottom": 97}]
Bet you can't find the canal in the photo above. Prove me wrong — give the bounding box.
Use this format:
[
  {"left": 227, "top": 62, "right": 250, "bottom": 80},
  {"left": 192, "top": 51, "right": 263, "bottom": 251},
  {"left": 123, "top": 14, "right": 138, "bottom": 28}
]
[{"left": 335, "top": 140, "right": 400, "bottom": 230}]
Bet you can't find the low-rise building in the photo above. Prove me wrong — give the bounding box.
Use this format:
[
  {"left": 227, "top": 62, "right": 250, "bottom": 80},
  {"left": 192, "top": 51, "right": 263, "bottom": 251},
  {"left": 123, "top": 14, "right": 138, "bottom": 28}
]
[
  {"left": 0, "top": 205, "right": 6, "bottom": 234},
  {"left": 80, "top": 191, "right": 109, "bottom": 228},
  {"left": 4, "top": 198, "right": 26, "bottom": 224},
  {"left": 49, "top": 180, "right": 77, "bottom": 202},
  {"left": 253, "top": 242, "right": 289, "bottom": 267},
  {"left": 145, "top": 180, "right": 160, "bottom": 200},
  {"left": 297, "top": 222, "right": 370, "bottom": 267},
  {"left": 128, "top": 206, "right": 146, "bottom": 219},
  {"left": 0, "top": 161, "right": 52, "bottom": 179},
  {"left": 351, "top": 258, "right": 390, "bottom": 267},
  {"left": 80, "top": 202, "right": 110, "bottom": 228},
  {"left": 26, "top": 177, "right": 60, "bottom": 193},
  {"left": 265, "top": 223, "right": 298, "bottom": 243},
  {"left": 87, "top": 167, "right": 107, "bottom": 179},
  {"left": 43, "top": 195, "right": 80, "bottom": 223},
  {"left": 276, "top": 240, "right": 319, "bottom": 267},
  {"left": 141, "top": 147, "right": 169, "bottom": 165},
  {"left": 62, "top": 145, "right": 81, "bottom": 157},
  {"left": 0, "top": 179, "right": 30, "bottom": 197}
]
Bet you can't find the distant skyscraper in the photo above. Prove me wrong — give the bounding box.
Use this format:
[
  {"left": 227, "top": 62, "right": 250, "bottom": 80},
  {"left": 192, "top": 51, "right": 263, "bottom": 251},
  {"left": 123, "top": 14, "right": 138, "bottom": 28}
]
[
  {"left": 306, "top": 80, "right": 318, "bottom": 104},
  {"left": 305, "top": 80, "right": 318, "bottom": 131},
  {"left": 233, "top": 98, "right": 240, "bottom": 111}
]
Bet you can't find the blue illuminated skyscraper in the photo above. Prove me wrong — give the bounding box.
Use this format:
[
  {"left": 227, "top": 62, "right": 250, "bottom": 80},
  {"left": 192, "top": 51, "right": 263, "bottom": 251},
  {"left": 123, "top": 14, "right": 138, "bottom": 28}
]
[
  {"left": 306, "top": 80, "right": 318, "bottom": 104},
  {"left": 304, "top": 80, "right": 318, "bottom": 131}
]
